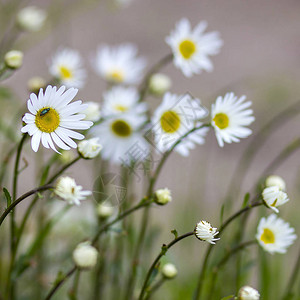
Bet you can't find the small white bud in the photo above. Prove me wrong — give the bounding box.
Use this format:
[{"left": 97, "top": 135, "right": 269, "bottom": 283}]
[
  {"left": 97, "top": 202, "right": 115, "bottom": 219},
  {"left": 195, "top": 220, "right": 220, "bottom": 244},
  {"left": 83, "top": 102, "right": 101, "bottom": 122},
  {"left": 4, "top": 50, "right": 23, "bottom": 69},
  {"left": 238, "top": 286, "right": 260, "bottom": 300},
  {"left": 265, "top": 175, "right": 286, "bottom": 191},
  {"left": 161, "top": 263, "right": 177, "bottom": 279},
  {"left": 17, "top": 6, "right": 46, "bottom": 32},
  {"left": 72, "top": 242, "right": 98, "bottom": 270},
  {"left": 262, "top": 186, "right": 289, "bottom": 213},
  {"left": 27, "top": 76, "right": 46, "bottom": 93},
  {"left": 58, "top": 150, "right": 75, "bottom": 164},
  {"left": 149, "top": 73, "right": 172, "bottom": 96},
  {"left": 78, "top": 138, "right": 102, "bottom": 159},
  {"left": 155, "top": 188, "right": 172, "bottom": 205}
]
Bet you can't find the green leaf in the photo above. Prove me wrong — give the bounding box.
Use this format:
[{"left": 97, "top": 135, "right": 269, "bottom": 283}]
[
  {"left": 171, "top": 229, "right": 178, "bottom": 239},
  {"left": 220, "top": 295, "right": 235, "bottom": 300},
  {"left": 3, "top": 187, "right": 11, "bottom": 207},
  {"left": 242, "top": 193, "right": 250, "bottom": 208}
]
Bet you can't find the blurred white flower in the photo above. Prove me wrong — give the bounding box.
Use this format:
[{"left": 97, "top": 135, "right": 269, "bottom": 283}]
[
  {"left": 211, "top": 92, "right": 255, "bottom": 147},
  {"left": 152, "top": 92, "right": 208, "bottom": 156},
  {"left": 97, "top": 202, "right": 116, "bottom": 219},
  {"left": 78, "top": 138, "right": 102, "bottom": 159},
  {"left": 21, "top": 85, "right": 93, "bottom": 153},
  {"left": 256, "top": 214, "right": 297, "bottom": 254},
  {"left": 27, "top": 76, "right": 46, "bottom": 93},
  {"left": 4, "top": 50, "right": 23, "bottom": 69},
  {"left": 55, "top": 176, "right": 92, "bottom": 206},
  {"left": 49, "top": 48, "right": 86, "bottom": 88},
  {"left": 17, "top": 6, "right": 46, "bottom": 32},
  {"left": 149, "top": 73, "right": 172, "bottom": 96},
  {"left": 238, "top": 286, "right": 260, "bottom": 300},
  {"left": 195, "top": 220, "right": 220, "bottom": 244},
  {"left": 73, "top": 242, "right": 98, "bottom": 269},
  {"left": 162, "top": 263, "right": 177, "bottom": 279},
  {"left": 59, "top": 150, "right": 75, "bottom": 164},
  {"left": 83, "top": 102, "right": 101, "bottom": 122},
  {"left": 262, "top": 186, "right": 289, "bottom": 213},
  {"left": 102, "top": 86, "right": 147, "bottom": 116},
  {"left": 265, "top": 175, "right": 286, "bottom": 191},
  {"left": 92, "top": 43, "right": 146, "bottom": 84},
  {"left": 155, "top": 188, "right": 172, "bottom": 205},
  {"left": 166, "top": 18, "right": 223, "bottom": 77}
]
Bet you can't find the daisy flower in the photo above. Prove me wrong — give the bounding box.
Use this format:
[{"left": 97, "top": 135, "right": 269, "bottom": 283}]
[
  {"left": 262, "top": 186, "right": 289, "bottom": 213},
  {"left": 90, "top": 113, "right": 149, "bottom": 164},
  {"left": 166, "top": 18, "right": 223, "bottom": 77},
  {"left": 92, "top": 43, "right": 146, "bottom": 84},
  {"left": 102, "top": 86, "right": 147, "bottom": 116},
  {"left": 211, "top": 92, "right": 255, "bottom": 147},
  {"left": 21, "top": 85, "right": 93, "bottom": 153},
  {"left": 194, "top": 220, "right": 220, "bottom": 244},
  {"left": 49, "top": 48, "right": 86, "bottom": 88},
  {"left": 256, "top": 214, "right": 297, "bottom": 254},
  {"left": 151, "top": 92, "right": 208, "bottom": 156}
]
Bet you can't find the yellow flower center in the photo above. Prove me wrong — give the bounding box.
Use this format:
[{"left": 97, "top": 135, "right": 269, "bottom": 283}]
[
  {"left": 59, "top": 66, "right": 73, "bottom": 79},
  {"left": 108, "top": 70, "right": 124, "bottom": 83},
  {"left": 35, "top": 107, "right": 60, "bottom": 133},
  {"left": 160, "top": 111, "right": 181, "bottom": 133},
  {"left": 260, "top": 228, "right": 275, "bottom": 244},
  {"left": 213, "top": 113, "right": 229, "bottom": 129},
  {"left": 114, "top": 104, "right": 128, "bottom": 112},
  {"left": 179, "top": 40, "right": 196, "bottom": 59},
  {"left": 111, "top": 120, "right": 132, "bottom": 137}
]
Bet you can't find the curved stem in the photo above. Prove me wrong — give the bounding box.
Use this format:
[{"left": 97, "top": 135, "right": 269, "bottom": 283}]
[
  {"left": 139, "top": 232, "right": 194, "bottom": 300},
  {"left": 144, "top": 277, "right": 165, "bottom": 300}
]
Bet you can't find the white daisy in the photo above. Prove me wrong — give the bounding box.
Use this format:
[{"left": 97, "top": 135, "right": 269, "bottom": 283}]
[
  {"left": 262, "top": 186, "right": 289, "bottom": 213},
  {"left": 49, "top": 48, "right": 86, "bottom": 88},
  {"left": 151, "top": 92, "right": 208, "bottom": 156},
  {"left": 92, "top": 43, "right": 146, "bottom": 84},
  {"left": 90, "top": 113, "right": 149, "bottom": 164},
  {"left": 211, "top": 92, "right": 255, "bottom": 147},
  {"left": 102, "top": 86, "right": 147, "bottom": 116},
  {"left": 55, "top": 176, "right": 92, "bottom": 206},
  {"left": 256, "top": 214, "right": 297, "bottom": 254},
  {"left": 166, "top": 18, "right": 223, "bottom": 77},
  {"left": 195, "top": 220, "right": 220, "bottom": 244},
  {"left": 21, "top": 85, "right": 93, "bottom": 153}
]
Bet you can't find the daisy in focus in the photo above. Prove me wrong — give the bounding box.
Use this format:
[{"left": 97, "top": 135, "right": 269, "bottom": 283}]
[
  {"left": 256, "top": 214, "right": 297, "bottom": 254},
  {"left": 90, "top": 113, "right": 149, "bottom": 164},
  {"left": 166, "top": 18, "right": 223, "bottom": 77},
  {"left": 152, "top": 92, "right": 209, "bottom": 156},
  {"left": 92, "top": 43, "right": 146, "bottom": 84},
  {"left": 211, "top": 92, "right": 255, "bottom": 147},
  {"left": 262, "top": 186, "right": 289, "bottom": 213},
  {"left": 194, "top": 220, "right": 220, "bottom": 244},
  {"left": 49, "top": 48, "right": 86, "bottom": 88},
  {"left": 102, "top": 86, "right": 147, "bottom": 116},
  {"left": 21, "top": 85, "right": 93, "bottom": 153}
]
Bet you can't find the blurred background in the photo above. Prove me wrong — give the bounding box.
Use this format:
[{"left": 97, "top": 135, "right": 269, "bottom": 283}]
[{"left": 0, "top": 0, "right": 299, "bottom": 299}]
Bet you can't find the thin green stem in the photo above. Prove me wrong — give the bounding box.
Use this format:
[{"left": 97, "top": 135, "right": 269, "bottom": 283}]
[
  {"left": 68, "top": 269, "right": 81, "bottom": 299},
  {"left": 144, "top": 277, "right": 165, "bottom": 300},
  {"left": 139, "top": 232, "right": 194, "bottom": 300}
]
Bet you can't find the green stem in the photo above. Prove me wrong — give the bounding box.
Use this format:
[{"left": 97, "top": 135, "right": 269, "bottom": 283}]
[
  {"left": 144, "top": 277, "right": 165, "bottom": 300},
  {"left": 138, "top": 232, "right": 194, "bottom": 300},
  {"left": 68, "top": 269, "right": 81, "bottom": 299}
]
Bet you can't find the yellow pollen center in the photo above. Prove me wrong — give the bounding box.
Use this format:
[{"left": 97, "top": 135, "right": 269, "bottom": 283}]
[
  {"left": 35, "top": 107, "right": 60, "bottom": 133},
  {"left": 108, "top": 70, "right": 124, "bottom": 83},
  {"left": 111, "top": 120, "right": 132, "bottom": 137},
  {"left": 160, "top": 111, "right": 181, "bottom": 133},
  {"left": 260, "top": 228, "right": 275, "bottom": 244},
  {"left": 213, "top": 113, "right": 229, "bottom": 129},
  {"left": 59, "top": 66, "right": 73, "bottom": 79},
  {"left": 179, "top": 40, "right": 196, "bottom": 59},
  {"left": 114, "top": 104, "right": 128, "bottom": 112}
]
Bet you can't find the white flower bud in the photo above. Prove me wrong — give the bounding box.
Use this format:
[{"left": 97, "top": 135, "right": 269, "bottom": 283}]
[
  {"left": 72, "top": 242, "right": 98, "bottom": 270},
  {"left": 17, "top": 6, "right": 46, "bottom": 32},
  {"left": 83, "top": 102, "right": 101, "bottom": 122},
  {"left": 155, "top": 188, "right": 172, "bottom": 205},
  {"left": 238, "top": 286, "right": 260, "bottom": 300},
  {"left": 58, "top": 150, "right": 75, "bottom": 164},
  {"left": 4, "top": 50, "right": 23, "bottom": 69},
  {"left": 149, "top": 73, "right": 172, "bottom": 96},
  {"left": 262, "top": 186, "right": 289, "bottom": 213},
  {"left": 265, "top": 175, "right": 286, "bottom": 191},
  {"left": 78, "top": 138, "right": 102, "bottom": 159},
  {"left": 195, "top": 220, "right": 220, "bottom": 244},
  {"left": 97, "top": 202, "right": 115, "bottom": 219},
  {"left": 161, "top": 263, "right": 177, "bottom": 279},
  {"left": 27, "top": 76, "right": 46, "bottom": 93}
]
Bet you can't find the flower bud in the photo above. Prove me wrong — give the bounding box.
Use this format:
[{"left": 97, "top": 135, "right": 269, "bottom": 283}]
[
  {"left": 161, "top": 263, "right": 177, "bottom": 279},
  {"left": 4, "top": 50, "right": 23, "bottom": 69},
  {"left": 83, "top": 102, "right": 101, "bottom": 122},
  {"left": 72, "top": 242, "right": 98, "bottom": 270},
  {"left": 195, "top": 220, "right": 220, "bottom": 244},
  {"left": 265, "top": 175, "right": 286, "bottom": 191},
  {"left": 17, "top": 6, "right": 46, "bottom": 32},
  {"left": 149, "top": 73, "right": 171, "bottom": 96},
  {"left": 238, "top": 286, "right": 260, "bottom": 300},
  {"left": 78, "top": 138, "right": 102, "bottom": 159},
  {"left": 262, "top": 186, "right": 289, "bottom": 213},
  {"left": 97, "top": 202, "right": 115, "bottom": 219},
  {"left": 27, "top": 76, "right": 46, "bottom": 94},
  {"left": 154, "top": 188, "right": 172, "bottom": 205}
]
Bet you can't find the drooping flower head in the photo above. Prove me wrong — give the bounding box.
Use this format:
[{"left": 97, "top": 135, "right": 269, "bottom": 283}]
[
  {"left": 256, "top": 214, "right": 297, "bottom": 254},
  {"left": 166, "top": 18, "right": 223, "bottom": 77},
  {"left": 195, "top": 220, "right": 220, "bottom": 244},
  {"left": 211, "top": 92, "right": 255, "bottom": 147},
  {"left": 262, "top": 186, "right": 289, "bottom": 213},
  {"left": 152, "top": 92, "right": 209, "bottom": 156},
  {"left": 155, "top": 188, "right": 172, "bottom": 205},
  {"left": 21, "top": 85, "right": 93, "bottom": 153},
  {"left": 49, "top": 48, "right": 86, "bottom": 88},
  {"left": 93, "top": 43, "right": 146, "bottom": 84}
]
